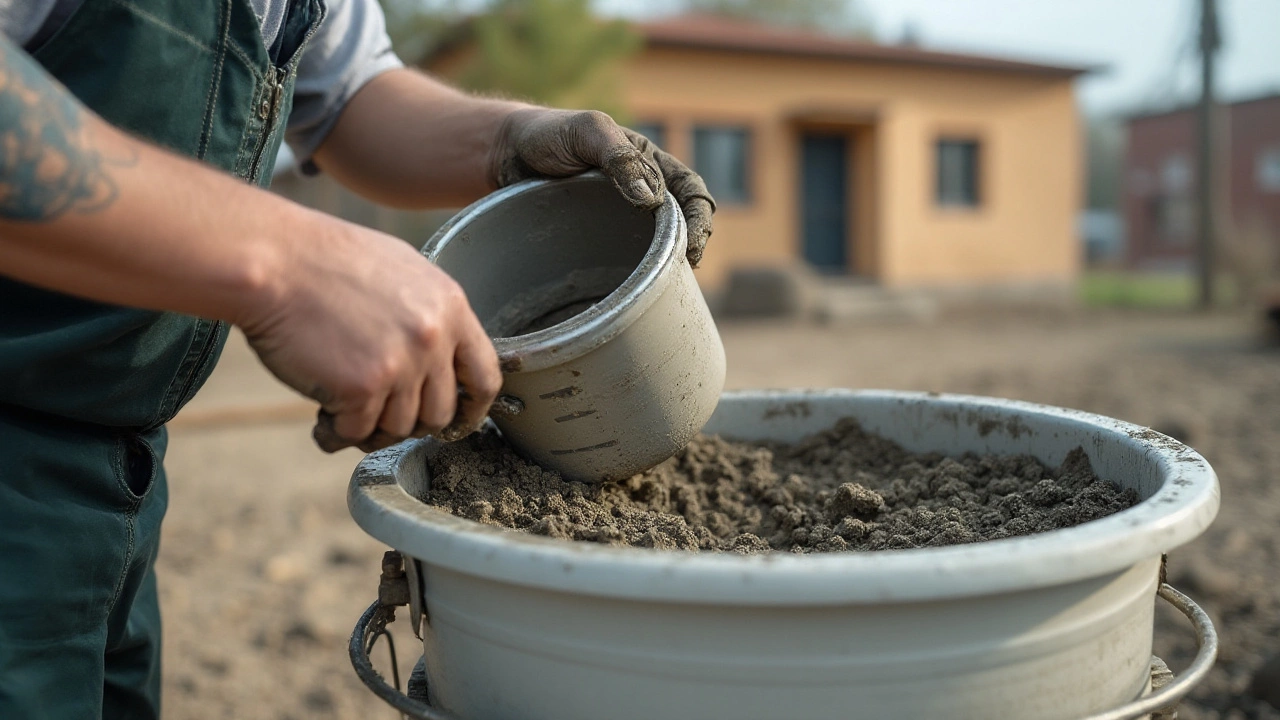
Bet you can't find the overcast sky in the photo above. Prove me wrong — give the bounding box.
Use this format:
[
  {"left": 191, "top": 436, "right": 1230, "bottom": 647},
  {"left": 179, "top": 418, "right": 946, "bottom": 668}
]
[{"left": 594, "top": 0, "right": 1280, "bottom": 115}]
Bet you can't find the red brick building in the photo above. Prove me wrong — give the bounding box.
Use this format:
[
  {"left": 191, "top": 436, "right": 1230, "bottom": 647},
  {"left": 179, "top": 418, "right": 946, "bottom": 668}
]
[{"left": 1123, "top": 93, "right": 1280, "bottom": 270}]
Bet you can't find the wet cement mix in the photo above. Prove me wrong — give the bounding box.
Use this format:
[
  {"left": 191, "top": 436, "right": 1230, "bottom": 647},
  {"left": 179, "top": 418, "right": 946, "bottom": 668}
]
[{"left": 426, "top": 418, "right": 1139, "bottom": 553}]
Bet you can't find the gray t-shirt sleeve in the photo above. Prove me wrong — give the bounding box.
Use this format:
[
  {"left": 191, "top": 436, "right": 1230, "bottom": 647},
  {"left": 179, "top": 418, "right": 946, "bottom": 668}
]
[{"left": 285, "top": 0, "right": 403, "bottom": 167}]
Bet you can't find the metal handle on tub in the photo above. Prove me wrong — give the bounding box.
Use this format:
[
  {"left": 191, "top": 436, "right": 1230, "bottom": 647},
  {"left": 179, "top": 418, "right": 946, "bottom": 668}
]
[
  {"left": 348, "top": 551, "right": 451, "bottom": 719},
  {"left": 349, "top": 578, "right": 1217, "bottom": 720},
  {"left": 350, "top": 600, "right": 458, "bottom": 720},
  {"left": 1081, "top": 583, "right": 1219, "bottom": 720}
]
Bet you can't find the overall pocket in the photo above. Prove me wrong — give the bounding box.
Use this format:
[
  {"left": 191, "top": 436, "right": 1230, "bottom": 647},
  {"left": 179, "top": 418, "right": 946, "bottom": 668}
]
[{"left": 119, "top": 433, "right": 159, "bottom": 501}]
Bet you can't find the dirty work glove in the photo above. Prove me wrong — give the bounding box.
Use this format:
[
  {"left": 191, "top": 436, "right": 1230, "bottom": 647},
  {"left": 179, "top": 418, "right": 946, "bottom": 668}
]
[{"left": 490, "top": 108, "right": 717, "bottom": 267}]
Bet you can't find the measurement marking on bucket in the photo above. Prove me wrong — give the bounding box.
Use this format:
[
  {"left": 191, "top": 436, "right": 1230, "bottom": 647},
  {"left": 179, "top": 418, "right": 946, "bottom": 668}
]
[
  {"left": 549, "top": 439, "right": 619, "bottom": 455},
  {"left": 539, "top": 386, "right": 581, "bottom": 400}
]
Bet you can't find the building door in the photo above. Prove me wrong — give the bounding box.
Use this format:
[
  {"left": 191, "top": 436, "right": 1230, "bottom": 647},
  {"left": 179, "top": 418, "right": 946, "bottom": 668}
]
[{"left": 801, "top": 133, "right": 850, "bottom": 272}]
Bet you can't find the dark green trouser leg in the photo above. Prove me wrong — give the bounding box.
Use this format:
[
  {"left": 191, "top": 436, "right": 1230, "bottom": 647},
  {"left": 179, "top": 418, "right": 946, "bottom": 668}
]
[
  {"left": 0, "top": 413, "right": 166, "bottom": 720},
  {"left": 102, "top": 515, "right": 164, "bottom": 720}
]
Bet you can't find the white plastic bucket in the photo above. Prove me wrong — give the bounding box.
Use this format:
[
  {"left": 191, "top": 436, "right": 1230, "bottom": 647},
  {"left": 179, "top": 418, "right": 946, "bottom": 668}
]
[{"left": 348, "top": 390, "right": 1220, "bottom": 720}]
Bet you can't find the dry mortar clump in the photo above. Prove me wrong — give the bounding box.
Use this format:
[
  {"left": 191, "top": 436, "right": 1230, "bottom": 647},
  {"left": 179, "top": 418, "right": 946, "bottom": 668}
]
[{"left": 425, "top": 418, "right": 1139, "bottom": 554}]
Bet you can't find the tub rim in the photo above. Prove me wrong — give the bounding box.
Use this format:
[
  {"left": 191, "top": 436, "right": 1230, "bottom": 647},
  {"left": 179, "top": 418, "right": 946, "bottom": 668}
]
[
  {"left": 422, "top": 172, "right": 685, "bottom": 374},
  {"left": 347, "top": 389, "right": 1220, "bottom": 605}
]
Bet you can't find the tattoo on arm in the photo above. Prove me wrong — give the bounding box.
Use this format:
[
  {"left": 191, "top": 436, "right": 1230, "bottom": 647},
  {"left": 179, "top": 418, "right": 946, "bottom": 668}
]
[{"left": 0, "top": 38, "right": 136, "bottom": 222}]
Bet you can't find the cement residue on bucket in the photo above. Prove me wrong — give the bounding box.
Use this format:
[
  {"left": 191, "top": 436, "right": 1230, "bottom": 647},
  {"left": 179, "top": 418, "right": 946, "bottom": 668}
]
[
  {"left": 483, "top": 267, "right": 630, "bottom": 338},
  {"left": 425, "top": 418, "right": 1139, "bottom": 553}
]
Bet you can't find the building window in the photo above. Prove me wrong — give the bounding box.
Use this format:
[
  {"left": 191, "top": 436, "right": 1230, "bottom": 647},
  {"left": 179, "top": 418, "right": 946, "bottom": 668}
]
[
  {"left": 693, "top": 126, "right": 751, "bottom": 204},
  {"left": 1258, "top": 146, "right": 1280, "bottom": 192},
  {"left": 1160, "top": 154, "right": 1192, "bottom": 195},
  {"left": 631, "top": 122, "right": 666, "bottom": 149},
  {"left": 936, "top": 138, "right": 981, "bottom": 207},
  {"left": 1156, "top": 154, "right": 1194, "bottom": 246},
  {"left": 1154, "top": 197, "right": 1194, "bottom": 246}
]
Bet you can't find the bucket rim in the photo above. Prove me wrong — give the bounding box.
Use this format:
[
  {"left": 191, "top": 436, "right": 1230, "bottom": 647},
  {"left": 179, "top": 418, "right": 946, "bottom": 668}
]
[
  {"left": 421, "top": 171, "right": 685, "bottom": 374},
  {"left": 347, "top": 390, "right": 1220, "bottom": 604}
]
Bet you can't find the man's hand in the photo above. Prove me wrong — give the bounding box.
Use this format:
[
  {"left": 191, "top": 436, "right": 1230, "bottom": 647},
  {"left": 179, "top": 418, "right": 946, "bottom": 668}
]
[
  {"left": 240, "top": 214, "right": 502, "bottom": 452},
  {"left": 490, "top": 108, "right": 716, "bottom": 266}
]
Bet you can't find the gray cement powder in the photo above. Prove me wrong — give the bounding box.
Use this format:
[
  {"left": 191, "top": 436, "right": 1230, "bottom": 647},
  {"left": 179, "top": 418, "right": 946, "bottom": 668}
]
[{"left": 425, "top": 418, "right": 1139, "bottom": 553}]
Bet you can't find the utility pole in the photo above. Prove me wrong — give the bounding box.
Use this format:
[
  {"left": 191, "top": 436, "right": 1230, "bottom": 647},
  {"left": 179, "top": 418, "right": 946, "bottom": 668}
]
[{"left": 1196, "top": 0, "right": 1220, "bottom": 309}]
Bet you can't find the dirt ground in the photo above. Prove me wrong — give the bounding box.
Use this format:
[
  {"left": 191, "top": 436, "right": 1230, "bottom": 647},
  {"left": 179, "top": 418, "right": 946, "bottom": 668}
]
[{"left": 160, "top": 308, "right": 1280, "bottom": 719}]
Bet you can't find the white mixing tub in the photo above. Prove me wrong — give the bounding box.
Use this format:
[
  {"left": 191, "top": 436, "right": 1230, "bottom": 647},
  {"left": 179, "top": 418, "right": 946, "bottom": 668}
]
[{"left": 347, "top": 390, "right": 1220, "bottom": 720}]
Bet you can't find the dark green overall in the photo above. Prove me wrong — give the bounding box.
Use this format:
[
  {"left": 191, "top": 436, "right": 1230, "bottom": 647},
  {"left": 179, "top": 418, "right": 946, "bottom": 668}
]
[{"left": 0, "top": 0, "right": 323, "bottom": 716}]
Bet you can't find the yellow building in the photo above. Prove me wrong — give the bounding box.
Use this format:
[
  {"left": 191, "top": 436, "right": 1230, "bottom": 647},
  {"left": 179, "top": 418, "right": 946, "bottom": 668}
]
[{"left": 428, "top": 14, "right": 1088, "bottom": 293}]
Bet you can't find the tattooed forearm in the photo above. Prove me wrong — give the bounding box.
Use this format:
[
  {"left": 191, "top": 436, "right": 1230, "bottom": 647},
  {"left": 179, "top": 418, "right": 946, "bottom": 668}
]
[{"left": 0, "top": 38, "right": 134, "bottom": 221}]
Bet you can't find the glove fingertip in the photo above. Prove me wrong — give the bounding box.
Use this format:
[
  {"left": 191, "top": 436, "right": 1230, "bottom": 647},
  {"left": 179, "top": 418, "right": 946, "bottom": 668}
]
[
  {"left": 627, "top": 178, "right": 659, "bottom": 206},
  {"left": 687, "top": 227, "right": 710, "bottom": 267},
  {"left": 603, "top": 146, "right": 665, "bottom": 208}
]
